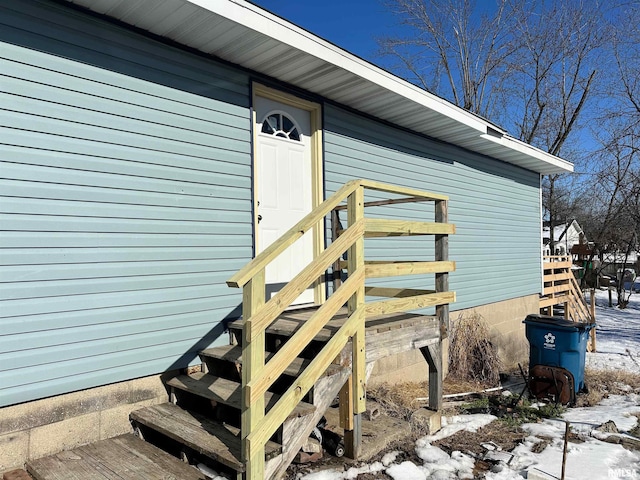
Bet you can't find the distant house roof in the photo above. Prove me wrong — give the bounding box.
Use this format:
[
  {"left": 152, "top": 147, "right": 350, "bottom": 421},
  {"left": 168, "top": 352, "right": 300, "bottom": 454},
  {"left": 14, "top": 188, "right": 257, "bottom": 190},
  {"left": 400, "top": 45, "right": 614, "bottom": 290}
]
[
  {"left": 64, "top": 0, "right": 573, "bottom": 175},
  {"left": 542, "top": 220, "right": 584, "bottom": 244}
]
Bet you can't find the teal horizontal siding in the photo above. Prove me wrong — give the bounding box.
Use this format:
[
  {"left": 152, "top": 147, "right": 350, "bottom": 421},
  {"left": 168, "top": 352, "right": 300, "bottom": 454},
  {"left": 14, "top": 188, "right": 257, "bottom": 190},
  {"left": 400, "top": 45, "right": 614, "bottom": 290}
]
[
  {"left": 325, "top": 105, "right": 541, "bottom": 312},
  {"left": 2, "top": 296, "right": 243, "bottom": 336},
  {"left": 0, "top": 340, "right": 225, "bottom": 408},
  {"left": 0, "top": 1, "right": 251, "bottom": 407},
  {"left": 2, "top": 259, "right": 248, "bottom": 283}
]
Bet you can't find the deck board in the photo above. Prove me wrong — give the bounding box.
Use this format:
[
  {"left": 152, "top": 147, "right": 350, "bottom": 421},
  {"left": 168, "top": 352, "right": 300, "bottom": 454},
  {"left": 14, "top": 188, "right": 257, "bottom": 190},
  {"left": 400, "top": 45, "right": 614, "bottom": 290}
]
[
  {"left": 199, "top": 345, "right": 343, "bottom": 377},
  {"left": 130, "top": 402, "right": 282, "bottom": 472},
  {"left": 228, "top": 307, "right": 438, "bottom": 341},
  {"left": 166, "top": 373, "right": 316, "bottom": 419},
  {"left": 27, "top": 434, "right": 207, "bottom": 480}
]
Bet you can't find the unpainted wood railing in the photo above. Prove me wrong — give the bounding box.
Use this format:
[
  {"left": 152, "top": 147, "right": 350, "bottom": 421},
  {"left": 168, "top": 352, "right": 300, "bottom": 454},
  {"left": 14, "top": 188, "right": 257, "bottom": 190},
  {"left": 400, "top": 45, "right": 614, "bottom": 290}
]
[
  {"left": 227, "top": 179, "right": 455, "bottom": 480},
  {"left": 540, "top": 255, "right": 594, "bottom": 323},
  {"left": 540, "top": 255, "right": 596, "bottom": 351}
]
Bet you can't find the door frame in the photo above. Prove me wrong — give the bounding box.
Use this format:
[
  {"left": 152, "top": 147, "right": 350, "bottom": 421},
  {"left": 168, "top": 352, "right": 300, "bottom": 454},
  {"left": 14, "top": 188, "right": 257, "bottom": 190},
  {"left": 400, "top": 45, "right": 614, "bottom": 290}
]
[{"left": 252, "top": 83, "right": 325, "bottom": 304}]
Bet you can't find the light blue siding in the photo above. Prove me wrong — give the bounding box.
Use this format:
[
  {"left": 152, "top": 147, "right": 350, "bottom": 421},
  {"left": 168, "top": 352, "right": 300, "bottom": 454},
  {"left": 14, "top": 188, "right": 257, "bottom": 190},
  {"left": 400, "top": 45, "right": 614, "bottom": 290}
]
[
  {"left": 0, "top": 1, "right": 251, "bottom": 406},
  {"left": 0, "top": 0, "right": 545, "bottom": 409},
  {"left": 325, "top": 105, "right": 542, "bottom": 311}
]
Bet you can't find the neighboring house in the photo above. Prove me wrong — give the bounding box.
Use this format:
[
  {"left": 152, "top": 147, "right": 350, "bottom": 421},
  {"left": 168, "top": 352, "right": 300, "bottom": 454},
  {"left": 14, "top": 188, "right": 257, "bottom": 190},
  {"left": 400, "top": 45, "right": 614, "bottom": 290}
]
[
  {"left": 542, "top": 220, "right": 585, "bottom": 256},
  {"left": 601, "top": 251, "right": 640, "bottom": 280},
  {"left": 0, "top": 0, "right": 572, "bottom": 471}
]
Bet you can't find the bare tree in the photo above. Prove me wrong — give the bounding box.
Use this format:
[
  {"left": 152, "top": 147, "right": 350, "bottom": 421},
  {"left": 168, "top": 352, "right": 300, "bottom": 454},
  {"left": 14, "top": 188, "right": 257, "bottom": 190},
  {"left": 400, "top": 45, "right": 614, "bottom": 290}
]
[
  {"left": 379, "top": 0, "right": 610, "bottom": 252},
  {"left": 579, "top": 136, "right": 639, "bottom": 305},
  {"left": 584, "top": 2, "right": 640, "bottom": 305},
  {"left": 378, "top": 0, "right": 516, "bottom": 117}
]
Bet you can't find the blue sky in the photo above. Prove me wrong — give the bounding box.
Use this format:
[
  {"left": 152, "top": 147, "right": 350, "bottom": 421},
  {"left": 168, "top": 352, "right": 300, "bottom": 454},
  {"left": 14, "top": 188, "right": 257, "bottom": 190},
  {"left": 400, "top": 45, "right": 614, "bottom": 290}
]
[{"left": 251, "top": 0, "right": 394, "bottom": 62}]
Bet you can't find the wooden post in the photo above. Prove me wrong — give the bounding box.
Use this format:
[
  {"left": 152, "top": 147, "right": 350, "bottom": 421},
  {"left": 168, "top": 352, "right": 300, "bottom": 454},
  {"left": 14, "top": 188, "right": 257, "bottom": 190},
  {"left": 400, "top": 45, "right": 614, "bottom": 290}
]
[
  {"left": 561, "top": 421, "right": 570, "bottom": 480},
  {"left": 428, "top": 199, "right": 447, "bottom": 417},
  {"left": 420, "top": 344, "right": 442, "bottom": 411},
  {"left": 331, "top": 209, "right": 343, "bottom": 293},
  {"left": 435, "top": 200, "right": 449, "bottom": 338},
  {"left": 589, "top": 288, "right": 597, "bottom": 352},
  {"left": 241, "top": 269, "right": 265, "bottom": 480},
  {"left": 343, "top": 186, "right": 365, "bottom": 459}
]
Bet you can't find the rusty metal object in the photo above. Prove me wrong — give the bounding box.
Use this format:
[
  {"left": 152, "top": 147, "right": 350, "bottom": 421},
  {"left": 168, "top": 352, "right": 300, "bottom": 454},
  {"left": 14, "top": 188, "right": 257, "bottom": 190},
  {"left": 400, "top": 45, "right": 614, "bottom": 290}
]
[{"left": 528, "top": 365, "right": 575, "bottom": 405}]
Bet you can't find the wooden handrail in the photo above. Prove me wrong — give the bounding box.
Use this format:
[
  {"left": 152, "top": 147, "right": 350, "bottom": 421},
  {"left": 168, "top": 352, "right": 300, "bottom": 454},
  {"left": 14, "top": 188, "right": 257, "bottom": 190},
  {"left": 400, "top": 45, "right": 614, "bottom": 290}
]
[
  {"left": 243, "top": 220, "right": 365, "bottom": 342},
  {"left": 246, "top": 276, "right": 365, "bottom": 454},
  {"left": 227, "top": 180, "right": 361, "bottom": 289},
  {"left": 359, "top": 179, "right": 449, "bottom": 200},
  {"left": 227, "top": 179, "right": 450, "bottom": 289},
  {"left": 246, "top": 268, "right": 365, "bottom": 404},
  {"left": 228, "top": 180, "right": 454, "bottom": 480},
  {"left": 540, "top": 255, "right": 594, "bottom": 324}
]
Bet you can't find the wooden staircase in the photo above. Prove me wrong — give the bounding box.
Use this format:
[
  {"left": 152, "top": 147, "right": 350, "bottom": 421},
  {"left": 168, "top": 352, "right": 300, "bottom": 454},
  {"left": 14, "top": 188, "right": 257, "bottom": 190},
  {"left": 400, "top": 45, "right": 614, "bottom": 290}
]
[
  {"left": 540, "top": 255, "right": 594, "bottom": 323},
  {"left": 539, "top": 255, "right": 596, "bottom": 350},
  {"left": 131, "top": 180, "right": 454, "bottom": 480},
  {"left": 129, "top": 340, "right": 349, "bottom": 479}
]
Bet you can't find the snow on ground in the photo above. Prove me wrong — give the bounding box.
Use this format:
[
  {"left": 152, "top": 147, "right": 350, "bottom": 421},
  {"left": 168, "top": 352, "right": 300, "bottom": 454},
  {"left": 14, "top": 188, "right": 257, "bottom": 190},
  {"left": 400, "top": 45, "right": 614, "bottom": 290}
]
[
  {"left": 298, "top": 291, "right": 640, "bottom": 480},
  {"left": 586, "top": 289, "right": 640, "bottom": 373}
]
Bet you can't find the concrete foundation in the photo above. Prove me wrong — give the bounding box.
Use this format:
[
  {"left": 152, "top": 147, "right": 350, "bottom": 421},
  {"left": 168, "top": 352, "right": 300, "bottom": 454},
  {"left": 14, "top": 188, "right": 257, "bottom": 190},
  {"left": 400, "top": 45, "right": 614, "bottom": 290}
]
[
  {"left": 368, "top": 294, "right": 538, "bottom": 385},
  {"left": 0, "top": 373, "right": 170, "bottom": 474}
]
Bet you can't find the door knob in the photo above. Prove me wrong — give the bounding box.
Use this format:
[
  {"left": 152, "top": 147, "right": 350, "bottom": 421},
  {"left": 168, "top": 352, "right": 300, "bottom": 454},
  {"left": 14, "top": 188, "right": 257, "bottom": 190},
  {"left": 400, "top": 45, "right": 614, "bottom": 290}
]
[{"left": 257, "top": 214, "right": 263, "bottom": 223}]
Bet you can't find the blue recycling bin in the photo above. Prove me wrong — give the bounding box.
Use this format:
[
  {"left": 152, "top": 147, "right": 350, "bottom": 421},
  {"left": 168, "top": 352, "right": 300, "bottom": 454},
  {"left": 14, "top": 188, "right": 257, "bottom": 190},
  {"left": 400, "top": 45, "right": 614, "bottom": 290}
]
[{"left": 523, "top": 314, "right": 595, "bottom": 393}]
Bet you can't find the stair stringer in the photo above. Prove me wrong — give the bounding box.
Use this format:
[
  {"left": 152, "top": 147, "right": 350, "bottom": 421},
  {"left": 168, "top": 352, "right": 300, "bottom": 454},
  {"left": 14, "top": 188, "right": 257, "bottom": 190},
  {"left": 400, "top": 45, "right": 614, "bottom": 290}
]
[{"left": 267, "top": 366, "right": 352, "bottom": 480}]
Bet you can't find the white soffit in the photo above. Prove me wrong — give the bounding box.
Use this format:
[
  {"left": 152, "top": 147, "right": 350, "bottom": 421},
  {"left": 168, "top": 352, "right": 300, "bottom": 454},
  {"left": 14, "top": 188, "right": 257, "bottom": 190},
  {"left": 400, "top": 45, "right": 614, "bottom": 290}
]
[{"left": 65, "top": 0, "right": 573, "bottom": 174}]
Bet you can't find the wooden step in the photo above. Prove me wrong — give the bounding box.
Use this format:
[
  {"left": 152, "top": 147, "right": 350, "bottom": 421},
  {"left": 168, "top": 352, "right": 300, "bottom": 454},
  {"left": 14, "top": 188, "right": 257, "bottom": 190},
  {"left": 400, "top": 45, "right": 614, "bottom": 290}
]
[
  {"left": 228, "top": 307, "right": 438, "bottom": 342},
  {"left": 130, "top": 403, "right": 281, "bottom": 473},
  {"left": 166, "top": 373, "right": 316, "bottom": 420},
  {"left": 200, "top": 345, "right": 343, "bottom": 378},
  {"left": 27, "top": 433, "right": 207, "bottom": 480}
]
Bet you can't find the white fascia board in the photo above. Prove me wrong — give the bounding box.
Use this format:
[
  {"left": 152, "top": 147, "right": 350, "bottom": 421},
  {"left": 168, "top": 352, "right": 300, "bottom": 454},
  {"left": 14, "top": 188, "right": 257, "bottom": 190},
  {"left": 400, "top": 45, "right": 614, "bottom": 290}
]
[
  {"left": 187, "top": 0, "right": 490, "bottom": 135},
  {"left": 480, "top": 134, "right": 574, "bottom": 174}
]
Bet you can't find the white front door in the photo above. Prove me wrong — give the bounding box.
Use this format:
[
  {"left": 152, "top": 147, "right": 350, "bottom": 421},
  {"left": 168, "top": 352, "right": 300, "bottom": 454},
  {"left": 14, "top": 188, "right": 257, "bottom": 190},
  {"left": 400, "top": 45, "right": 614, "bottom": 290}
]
[{"left": 255, "top": 95, "right": 315, "bottom": 305}]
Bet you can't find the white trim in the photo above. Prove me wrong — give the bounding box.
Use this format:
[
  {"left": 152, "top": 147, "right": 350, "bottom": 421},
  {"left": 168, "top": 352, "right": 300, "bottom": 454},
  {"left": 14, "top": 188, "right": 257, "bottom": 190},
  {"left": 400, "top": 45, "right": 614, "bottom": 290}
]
[
  {"left": 480, "top": 134, "right": 574, "bottom": 173},
  {"left": 66, "top": 0, "right": 573, "bottom": 174},
  {"left": 188, "top": 0, "right": 489, "bottom": 134}
]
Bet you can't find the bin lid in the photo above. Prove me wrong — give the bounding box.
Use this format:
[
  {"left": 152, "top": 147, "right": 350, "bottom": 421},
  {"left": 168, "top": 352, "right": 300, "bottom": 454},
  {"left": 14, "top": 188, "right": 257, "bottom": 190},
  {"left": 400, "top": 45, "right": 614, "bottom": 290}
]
[{"left": 523, "top": 314, "right": 593, "bottom": 330}]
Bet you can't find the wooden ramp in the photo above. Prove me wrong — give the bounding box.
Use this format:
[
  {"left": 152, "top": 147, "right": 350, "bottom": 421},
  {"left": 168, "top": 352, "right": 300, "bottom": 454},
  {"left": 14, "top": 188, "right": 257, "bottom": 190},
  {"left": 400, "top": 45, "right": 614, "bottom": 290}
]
[{"left": 26, "top": 434, "right": 207, "bottom": 480}]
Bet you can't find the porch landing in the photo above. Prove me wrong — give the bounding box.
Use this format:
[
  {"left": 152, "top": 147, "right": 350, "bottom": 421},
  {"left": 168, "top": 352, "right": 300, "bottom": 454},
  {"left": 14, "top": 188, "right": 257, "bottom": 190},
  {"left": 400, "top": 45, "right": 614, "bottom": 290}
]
[
  {"left": 27, "top": 434, "right": 207, "bottom": 480},
  {"left": 228, "top": 307, "right": 440, "bottom": 363}
]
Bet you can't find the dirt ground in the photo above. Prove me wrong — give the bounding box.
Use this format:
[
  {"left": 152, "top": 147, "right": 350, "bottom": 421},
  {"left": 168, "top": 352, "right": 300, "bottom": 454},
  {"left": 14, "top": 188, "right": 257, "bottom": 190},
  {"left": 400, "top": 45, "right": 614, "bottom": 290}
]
[{"left": 285, "top": 368, "right": 640, "bottom": 479}]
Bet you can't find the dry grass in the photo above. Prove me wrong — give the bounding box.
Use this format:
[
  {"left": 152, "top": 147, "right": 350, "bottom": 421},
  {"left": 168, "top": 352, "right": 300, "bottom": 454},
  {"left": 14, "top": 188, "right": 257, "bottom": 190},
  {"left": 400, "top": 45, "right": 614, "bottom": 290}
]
[
  {"left": 368, "top": 382, "right": 424, "bottom": 420},
  {"left": 575, "top": 368, "right": 640, "bottom": 406},
  {"left": 367, "top": 376, "right": 496, "bottom": 420},
  {"left": 448, "top": 311, "right": 501, "bottom": 385}
]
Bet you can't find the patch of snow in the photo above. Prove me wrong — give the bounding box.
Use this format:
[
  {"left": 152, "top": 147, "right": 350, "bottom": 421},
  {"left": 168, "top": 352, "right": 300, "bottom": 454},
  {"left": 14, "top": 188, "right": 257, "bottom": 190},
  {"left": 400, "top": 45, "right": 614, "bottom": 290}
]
[
  {"left": 421, "top": 414, "right": 497, "bottom": 442},
  {"left": 563, "top": 394, "right": 640, "bottom": 433},
  {"left": 587, "top": 290, "right": 640, "bottom": 367},
  {"left": 386, "top": 461, "right": 426, "bottom": 480},
  {"left": 414, "top": 442, "right": 450, "bottom": 463},
  {"left": 297, "top": 469, "right": 344, "bottom": 480},
  {"left": 524, "top": 434, "right": 640, "bottom": 479},
  {"left": 380, "top": 451, "right": 401, "bottom": 466}
]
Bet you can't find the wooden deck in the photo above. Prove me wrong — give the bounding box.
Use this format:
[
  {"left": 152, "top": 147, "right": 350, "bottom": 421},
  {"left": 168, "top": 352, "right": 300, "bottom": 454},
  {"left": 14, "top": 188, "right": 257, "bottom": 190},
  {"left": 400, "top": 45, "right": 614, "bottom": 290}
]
[
  {"left": 228, "top": 306, "right": 440, "bottom": 363},
  {"left": 27, "top": 434, "right": 207, "bottom": 480}
]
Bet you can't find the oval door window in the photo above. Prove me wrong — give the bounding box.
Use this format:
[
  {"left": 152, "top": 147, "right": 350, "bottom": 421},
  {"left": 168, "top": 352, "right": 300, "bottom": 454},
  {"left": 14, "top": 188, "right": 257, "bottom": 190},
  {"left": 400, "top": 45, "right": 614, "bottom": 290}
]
[{"left": 260, "top": 111, "right": 301, "bottom": 141}]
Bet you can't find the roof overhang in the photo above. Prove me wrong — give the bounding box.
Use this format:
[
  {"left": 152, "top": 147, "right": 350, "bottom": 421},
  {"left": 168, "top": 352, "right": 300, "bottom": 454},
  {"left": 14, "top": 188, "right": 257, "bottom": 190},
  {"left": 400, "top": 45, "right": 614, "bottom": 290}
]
[{"left": 64, "top": 0, "right": 573, "bottom": 175}]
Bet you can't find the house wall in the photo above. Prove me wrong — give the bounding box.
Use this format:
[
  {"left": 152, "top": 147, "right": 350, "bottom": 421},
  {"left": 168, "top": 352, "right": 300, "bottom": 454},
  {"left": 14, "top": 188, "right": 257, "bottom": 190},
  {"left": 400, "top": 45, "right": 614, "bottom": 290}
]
[
  {"left": 0, "top": 0, "right": 545, "bottom": 458},
  {"left": 0, "top": 0, "right": 252, "bottom": 408},
  {"left": 324, "top": 105, "right": 543, "bottom": 311}
]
